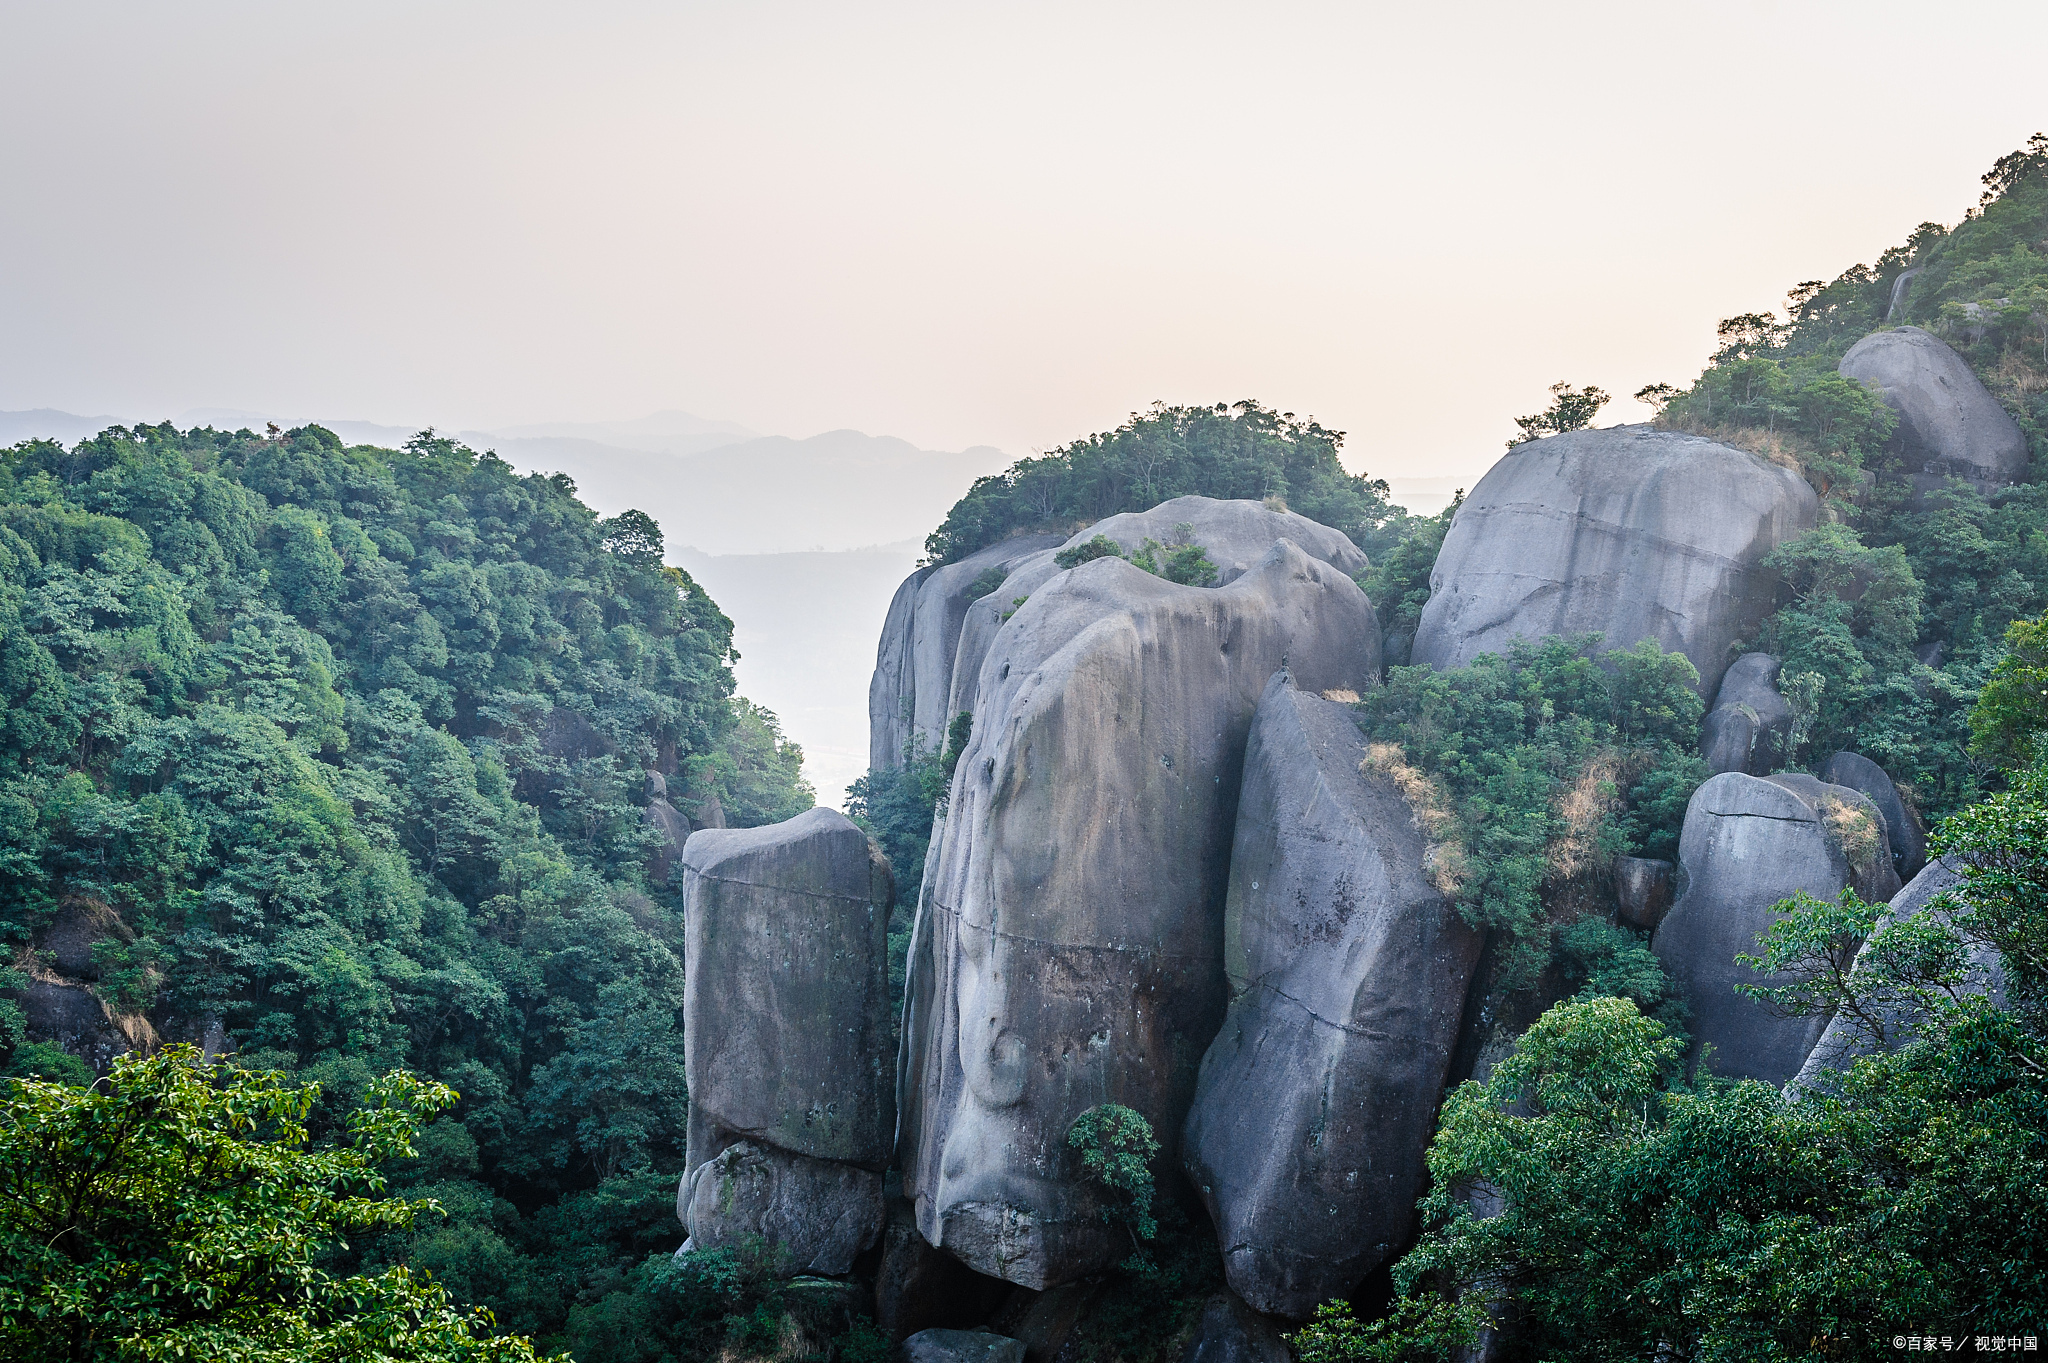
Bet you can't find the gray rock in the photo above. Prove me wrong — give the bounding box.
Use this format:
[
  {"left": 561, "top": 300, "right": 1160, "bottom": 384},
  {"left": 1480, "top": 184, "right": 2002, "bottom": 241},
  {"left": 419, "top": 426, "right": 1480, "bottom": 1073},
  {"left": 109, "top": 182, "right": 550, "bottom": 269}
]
[
  {"left": 946, "top": 498, "right": 1372, "bottom": 734},
  {"left": 869, "top": 536, "right": 1066, "bottom": 771},
  {"left": 873, "top": 1196, "right": 1010, "bottom": 1342},
  {"left": 898, "top": 542, "right": 1381, "bottom": 1289},
  {"left": 1787, "top": 859, "right": 2007, "bottom": 1092},
  {"left": 1182, "top": 672, "right": 1480, "bottom": 1319},
  {"left": 1838, "top": 327, "right": 2028, "bottom": 487},
  {"left": 1818, "top": 751, "right": 1926, "bottom": 881},
  {"left": 1652, "top": 773, "right": 1901, "bottom": 1085},
  {"left": 1179, "top": 1293, "right": 1295, "bottom": 1363},
  {"left": 1614, "top": 857, "right": 1676, "bottom": 930},
  {"left": 642, "top": 791, "right": 692, "bottom": 885},
  {"left": 1412, "top": 427, "right": 1817, "bottom": 698},
  {"left": 681, "top": 807, "right": 895, "bottom": 1168},
  {"left": 678, "top": 1141, "right": 883, "bottom": 1275},
  {"left": 1700, "top": 653, "right": 1793, "bottom": 776},
  {"left": 903, "top": 1330, "right": 1028, "bottom": 1363}
]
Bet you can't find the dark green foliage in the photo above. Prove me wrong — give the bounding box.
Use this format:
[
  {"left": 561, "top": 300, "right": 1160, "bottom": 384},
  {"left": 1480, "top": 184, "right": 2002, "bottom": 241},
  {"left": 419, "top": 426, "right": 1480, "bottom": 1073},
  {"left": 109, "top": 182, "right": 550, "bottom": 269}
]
[
  {"left": 1970, "top": 610, "right": 2048, "bottom": 767},
  {"left": 1054, "top": 533, "right": 1125, "bottom": 570},
  {"left": 1358, "top": 496, "right": 1460, "bottom": 642},
  {"left": 1127, "top": 537, "right": 1218, "bottom": 587},
  {"left": 924, "top": 400, "right": 1398, "bottom": 564},
  {"left": 1356, "top": 637, "right": 1706, "bottom": 985},
  {"left": 1067, "top": 1103, "right": 1160, "bottom": 1248},
  {"left": 964, "top": 563, "right": 1010, "bottom": 599},
  {"left": 1288, "top": 1298, "right": 1480, "bottom": 1363},
  {"left": 1508, "top": 381, "right": 1609, "bottom": 447},
  {"left": 0, "top": 421, "right": 812, "bottom": 1347}
]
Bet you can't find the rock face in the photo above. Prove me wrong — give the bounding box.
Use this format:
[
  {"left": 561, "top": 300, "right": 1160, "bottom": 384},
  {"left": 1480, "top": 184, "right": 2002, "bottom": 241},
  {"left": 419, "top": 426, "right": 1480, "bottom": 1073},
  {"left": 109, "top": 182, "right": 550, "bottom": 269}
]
[
  {"left": 1818, "top": 750, "right": 1927, "bottom": 881},
  {"left": 1652, "top": 772, "right": 1902, "bottom": 1085},
  {"left": 1412, "top": 427, "right": 1816, "bottom": 697},
  {"left": 870, "top": 535, "right": 1066, "bottom": 771},
  {"left": 897, "top": 543, "right": 1381, "bottom": 1289},
  {"left": 1788, "top": 859, "right": 2007, "bottom": 1092},
  {"left": 1838, "top": 327, "right": 2028, "bottom": 488},
  {"left": 1181, "top": 672, "right": 1480, "bottom": 1319},
  {"left": 1700, "top": 652, "right": 1794, "bottom": 776},
  {"left": 641, "top": 769, "right": 694, "bottom": 884},
  {"left": 677, "top": 1141, "right": 884, "bottom": 1275},
  {"left": 902, "top": 1330, "right": 1027, "bottom": 1363},
  {"left": 1178, "top": 1294, "right": 1295, "bottom": 1363},
  {"left": 678, "top": 808, "right": 894, "bottom": 1270},
  {"left": 945, "top": 497, "right": 1372, "bottom": 736},
  {"left": 1614, "top": 857, "right": 1676, "bottom": 930},
  {"left": 873, "top": 1195, "right": 1010, "bottom": 1342}
]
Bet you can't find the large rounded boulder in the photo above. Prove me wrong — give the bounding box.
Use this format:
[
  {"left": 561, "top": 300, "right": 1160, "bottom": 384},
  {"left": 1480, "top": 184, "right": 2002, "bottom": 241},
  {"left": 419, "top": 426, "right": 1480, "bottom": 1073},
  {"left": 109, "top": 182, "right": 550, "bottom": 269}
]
[
  {"left": 679, "top": 808, "right": 896, "bottom": 1269},
  {"left": 1651, "top": 772, "right": 1901, "bottom": 1085},
  {"left": 1818, "top": 750, "right": 1927, "bottom": 882},
  {"left": 896, "top": 542, "right": 1381, "bottom": 1289},
  {"left": 1838, "top": 326, "right": 2028, "bottom": 488},
  {"left": 1699, "top": 652, "right": 1794, "bottom": 776},
  {"left": 870, "top": 535, "right": 1065, "bottom": 771},
  {"left": 945, "top": 497, "right": 1371, "bottom": 728},
  {"left": 1412, "top": 426, "right": 1817, "bottom": 697},
  {"left": 1181, "top": 672, "right": 1481, "bottom": 1319}
]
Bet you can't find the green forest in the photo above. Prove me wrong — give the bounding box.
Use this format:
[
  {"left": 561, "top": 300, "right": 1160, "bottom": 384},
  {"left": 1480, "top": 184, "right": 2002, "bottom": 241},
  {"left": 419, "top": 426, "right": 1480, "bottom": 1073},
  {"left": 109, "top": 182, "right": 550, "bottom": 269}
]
[{"left": 5, "top": 136, "right": 2048, "bottom": 1361}]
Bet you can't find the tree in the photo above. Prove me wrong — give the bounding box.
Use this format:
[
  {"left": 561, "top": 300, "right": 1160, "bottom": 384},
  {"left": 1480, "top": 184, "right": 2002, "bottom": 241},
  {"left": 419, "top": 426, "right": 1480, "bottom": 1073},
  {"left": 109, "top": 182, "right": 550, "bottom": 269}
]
[
  {"left": 0, "top": 1046, "right": 554, "bottom": 1362},
  {"left": 1508, "top": 382, "right": 1609, "bottom": 447}
]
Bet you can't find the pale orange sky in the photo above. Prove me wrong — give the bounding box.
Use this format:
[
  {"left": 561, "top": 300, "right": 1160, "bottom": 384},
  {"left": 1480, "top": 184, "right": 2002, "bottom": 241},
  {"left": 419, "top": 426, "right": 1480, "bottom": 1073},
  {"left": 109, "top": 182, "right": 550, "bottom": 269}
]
[{"left": 4, "top": 0, "right": 2045, "bottom": 489}]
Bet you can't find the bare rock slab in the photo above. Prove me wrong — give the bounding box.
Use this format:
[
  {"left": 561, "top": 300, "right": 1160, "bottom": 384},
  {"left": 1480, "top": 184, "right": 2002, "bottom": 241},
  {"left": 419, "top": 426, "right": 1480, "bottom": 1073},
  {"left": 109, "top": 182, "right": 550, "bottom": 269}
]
[
  {"left": 1838, "top": 326, "right": 2028, "bottom": 488},
  {"left": 1413, "top": 426, "right": 1817, "bottom": 698},
  {"left": 1182, "top": 672, "right": 1480, "bottom": 1319},
  {"left": 678, "top": 1140, "right": 884, "bottom": 1276},
  {"left": 1700, "top": 652, "right": 1793, "bottom": 777},
  {"left": 903, "top": 1330, "right": 1028, "bottom": 1363}
]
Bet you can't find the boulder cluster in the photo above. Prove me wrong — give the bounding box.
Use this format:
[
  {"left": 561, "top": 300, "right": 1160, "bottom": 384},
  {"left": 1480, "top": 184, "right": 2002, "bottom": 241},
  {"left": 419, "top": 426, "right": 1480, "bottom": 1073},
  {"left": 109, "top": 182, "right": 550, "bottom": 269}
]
[{"left": 659, "top": 326, "right": 2020, "bottom": 1356}]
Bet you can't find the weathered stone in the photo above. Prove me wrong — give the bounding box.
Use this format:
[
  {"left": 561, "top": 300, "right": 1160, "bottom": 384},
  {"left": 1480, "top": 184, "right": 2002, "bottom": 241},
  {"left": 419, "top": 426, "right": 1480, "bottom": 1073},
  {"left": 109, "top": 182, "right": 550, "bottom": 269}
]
[
  {"left": 946, "top": 497, "right": 1372, "bottom": 735},
  {"left": 870, "top": 536, "right": 1066, "bottom": 771},
  {"left": 1652, "top": 773, "right": 1901, "bottom": 1085},
  {"left": 904, "top": 1329, "right": 1028, "bottom": 1363},
  {"left": 681, "top": 807, "right": 894, "bottom": 1168},
  {"left": 1818, "top": 750, "right": 1927, "bottom": 881},
  {"left": 678, "top": 1141, "right": 884, "bottom": 1276},
  {"left": 1182, "top": 672, "right": 1479, "bottom": 1319},
  {"left": 1788, "top": 859, "right": 2007, "bottom": 1092},
  {"left": 899, "top": 543, "right": 1381, "bottom": 1289},
  {"left": 1838, "top": 326, "right": 2028, "bottom": 488},
  {"left": 1178, "top": 1293, "right": 1294, "bottom": 1363},
  {"left": 874, "top": 1196, "right": 1010, "bottom": 1342},
  {"left": 987, "top": 1282, "right": 1103, "bottom": 1363},
  {"left": 1412, "top": 427, "right": 1816, "bottom": 698},
  {"left": 1699, "top": 652, "right": 1793, "bottom": 776},
  {"left": 1614, "top": 857, "right": 1676, "bottom": 930},
  {"left": 642, "top": 770, "right": 693, "bottom": 884}
]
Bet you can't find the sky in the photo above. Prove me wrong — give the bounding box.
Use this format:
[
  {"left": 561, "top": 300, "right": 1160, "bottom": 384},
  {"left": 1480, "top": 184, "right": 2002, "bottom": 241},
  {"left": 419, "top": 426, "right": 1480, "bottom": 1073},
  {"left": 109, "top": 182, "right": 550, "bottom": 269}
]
[{"left": 6, "top": 1, "right": 2047, "bottom": 492}]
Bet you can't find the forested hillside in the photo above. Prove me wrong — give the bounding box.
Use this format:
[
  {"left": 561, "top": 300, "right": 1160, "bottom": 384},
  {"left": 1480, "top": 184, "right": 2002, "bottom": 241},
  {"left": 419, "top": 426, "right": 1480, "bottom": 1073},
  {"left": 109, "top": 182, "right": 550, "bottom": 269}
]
[{"left": 0, "top": 423, "right": 811, "bottom": 1350}]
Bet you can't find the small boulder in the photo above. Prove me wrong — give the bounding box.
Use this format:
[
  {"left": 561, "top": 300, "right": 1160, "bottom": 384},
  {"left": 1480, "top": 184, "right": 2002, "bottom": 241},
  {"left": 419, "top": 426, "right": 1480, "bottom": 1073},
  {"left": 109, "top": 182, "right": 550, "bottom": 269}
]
[
  {"left": 1614, "top": 857, "right": 1676, "bottom": 930},
  {"left": 1179, "top": 1294, "right": 1295, "bottom": 1363},
  {"left": 1817, "top": 751, "right": 1926, "bottom": 881},
  {"left": 1412, "top": 427, "right": 1816, "bottom": 698},
  {"left": 678, "top": 1141, "right": 884, "bottom": 1276},
  {"left": 1699, "top": 653, "right": 1794, "bottom": 776},
  {"left": 680, "top": 807, "right": 895, "bottom": 1169},
  {"left": 1182, "top": 672, "right": 1481, "bottom": 1319},
  {"left": 1652, "top": 772, "right": 1901, "bottom": 1085},
  {"left": 903, "top": 1330, "right": 1028, "bottom": 1363},
  {"left": 1838, "top": 327, "right": 2028, "bottom": 488},
  {"left": 899, "top": 543, "right": 1381, "bottom": 1289}
]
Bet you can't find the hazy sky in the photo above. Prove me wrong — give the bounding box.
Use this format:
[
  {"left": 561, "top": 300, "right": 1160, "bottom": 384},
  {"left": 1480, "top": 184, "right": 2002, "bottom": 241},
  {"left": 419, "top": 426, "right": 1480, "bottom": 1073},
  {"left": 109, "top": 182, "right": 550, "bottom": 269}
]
[{"left": 5, "top": 1, "right": 2046, "bottom": 487}]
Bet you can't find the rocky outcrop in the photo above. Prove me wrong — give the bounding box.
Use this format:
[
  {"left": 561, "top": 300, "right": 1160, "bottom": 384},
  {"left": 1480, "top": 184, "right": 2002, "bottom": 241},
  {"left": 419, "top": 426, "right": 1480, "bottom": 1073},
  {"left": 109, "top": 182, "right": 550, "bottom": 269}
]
[
  {"left": 1838, "top": 327, "right": 2029, "bottom": 490},
  {"left": 1182, "top": 672, "right": 1480, "bottom": 1319},
  {"left": 1652, "top": 772, "right": 1901, "bottom": 1085},
  {"left": 1614, "top": 857, "right": 1676, "bottom": 930},
  {"left": 1818, "top": 751, "right": 1926, "bottom": 881},
  {"left": 903, "top": 1330, "right": 1028, "bottom": 1363},
  {"left": 1699, "top": 653, "right": 1793, "bottom": 776},
  {"left": 1412, "top": 427, "right": 1816, "bottom": 698},
  {"left": 897, "top": 543, "right": 1381, "bottom": 1289},
  {"left": 874, "top": 1195, "right": 1010, "bottom": 1342},
  {"left": 1178, "top": 1294, "right": 1295, "bottom": 1363},
  {"left": 677, "top": 1141, "right": 884, "bottom": 1276},
  {"left": 869, "top": 535, "right": 1066, "bottom": 771},
  {"left": 1787, "top": 859, "right": 2006, "bottom": 1092},
  {"left": 945, "top": 497, "right": 1372, "bottom": 734},
  {"left": 678, "top": 808, "right": 894, "bottom": 1270},
  {"left": 641, "top": 769, "right": 693, "bottom": 884}
]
